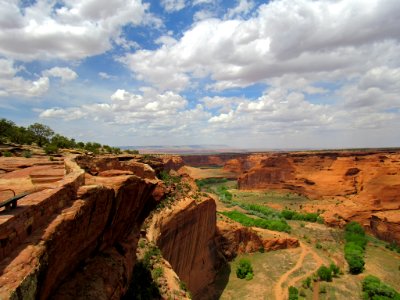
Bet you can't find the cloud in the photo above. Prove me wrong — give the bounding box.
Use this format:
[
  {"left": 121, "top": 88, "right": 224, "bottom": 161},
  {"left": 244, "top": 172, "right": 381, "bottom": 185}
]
[
  {"left": 43, "top": 67, "right": 77, "bottom": 82},
  {"left": 121, "top": 0, "right": 400, "bottom": 92},
  {"left": 39, "top": 107, "right": 87, "bottom": 121},
  {"left": 192, "top": 0, "right": 215, "bottom": 5},
  {"left": 0, "top": 0, "right": 157, "bottom": 61},
  {"left": 0, "top": 58, "right": 49, "bottom": 97},
  {"left": 161, "top": 0, "right": 186, "bottom": 12},
  {"left": 225, "top": 0, "right": 255, "bottom": 19}
]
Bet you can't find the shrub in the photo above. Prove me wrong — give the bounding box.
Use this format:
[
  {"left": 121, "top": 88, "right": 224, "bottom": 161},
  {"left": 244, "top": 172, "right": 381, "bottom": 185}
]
[
  {"left": 3, "top": 151, "right": 12, "bottom": 157},
  {"left": 317, "top": 265, "right": 332, "bottom": 282},
  {"left": 22, "top": 150, "right": 32, "bottom": 158},
  {"left": 329, "top": 263, "right": 340, "bottom": 277},
  {"left": 44, "top": 144, "right": 59, "bottom": 155},
  {"left": 288, "top": 286, "right": 299, "bottom": 300},
  {"left": 362, "top": 275, "right": 400, "bottom": 299},
  {"left": 152, "top": 267, "right": 163, "bottom": 279},
  {"left": 245, "top": 272, "right": 253, "bottom": 281},
  {"left": 302, "top": 277, "right": 312, "bottom": 289},
  {"left": 281, "top": 209, "right": 322, "bottom": 223},
  {"left": 236, "top": 259, "right": 253, "bottom": 279}
]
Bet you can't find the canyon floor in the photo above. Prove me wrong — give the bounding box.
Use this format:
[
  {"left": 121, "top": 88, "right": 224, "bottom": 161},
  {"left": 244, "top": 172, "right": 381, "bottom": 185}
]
[{"left": 192, "top": 166, "right": 400, "bottom": 300}]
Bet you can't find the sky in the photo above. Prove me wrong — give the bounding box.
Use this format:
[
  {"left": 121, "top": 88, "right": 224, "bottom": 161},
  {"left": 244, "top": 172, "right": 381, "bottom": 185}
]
[{"left": 0, "top": 0, "right": 400, "bottom": 149}]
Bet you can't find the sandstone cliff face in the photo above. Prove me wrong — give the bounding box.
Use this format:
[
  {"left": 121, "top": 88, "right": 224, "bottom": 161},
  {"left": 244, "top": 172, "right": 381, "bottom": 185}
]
[
  {"left": 182, "top": 154, "right": 248, "bottom": 168},
  {"left": 0, "top": 156, "right": 158, "bottom": 300},
  {"left": 215, "top": 220, "right": 299, "bottom": 260},
  {"left": 147, "top": 197, "right": 223, "bottom": 298},
  {"left": 235, "top": 151, "right": 400, "bottom": 244},
  {"left": 370, "top": 211, "right": 400, "bottom": 245}
]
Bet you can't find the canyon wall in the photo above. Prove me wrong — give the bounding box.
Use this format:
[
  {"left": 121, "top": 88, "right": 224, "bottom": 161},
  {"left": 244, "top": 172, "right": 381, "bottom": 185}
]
[
  {"left": 180, "top": 150, "right": 400, "bottom": 245},
  {"left": 181, "top": 154, "right": 248, "bottom": 167},
  {"left": 0, "top": 155, "right": 159, "bottom": 299},
  {"left": 147, "top": 197, "right": 223, "bottom": 298}
]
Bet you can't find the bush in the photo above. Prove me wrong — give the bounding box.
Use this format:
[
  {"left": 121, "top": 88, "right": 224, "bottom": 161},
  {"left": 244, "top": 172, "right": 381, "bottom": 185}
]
[
  {"left": 44, "top": 144, "right": 59, "bottom": 155},
  {"left": 3, "top": 151, "right": 12, "bottom": 157},
  {"left": 22, "top": 150, "right": 32, "bottom": 158},
  {"left": 362, "top": 275, "right": 400, "bottom": 300},
  {"left": 317, "top": 265, "right": 332, "bottom": 282},
  {"left": 245, "top": 272, "right": 253, "bottom": 281},
  {"left": 236, "top": 259, "right": 253, "bottom": 280},
  {"left": 152, "top": 267, "right": 163, "bottom": 279},
  {"left": 329, "top": 263, "right": 340, "bottom": 277},
  {"left": 302, "top": 277, "right": 311, "bottom": 289},
  {"left": 344, "top": 221, "right": 367, "bottom": 274},
  {"left": 288, "top": 286, "right": 299, "bottom": 300}
]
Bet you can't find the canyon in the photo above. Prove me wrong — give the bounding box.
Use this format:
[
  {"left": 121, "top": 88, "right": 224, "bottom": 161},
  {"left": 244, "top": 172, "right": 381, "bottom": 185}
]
[
  {"left": 182, "top": 150, "right": 400, "bottom": 245},
  {"left": 0, "top": 148, "right": 399, "bottom": 300}
]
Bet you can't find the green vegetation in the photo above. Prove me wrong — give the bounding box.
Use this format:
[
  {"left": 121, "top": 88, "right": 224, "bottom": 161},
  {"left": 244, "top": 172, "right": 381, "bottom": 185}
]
[
  {"left": 22, "top": 150, "right": 32, "bottom": 158},
  {"left": 344, "top": 221, "right": 367, "bottom": 274},
  {"left": 317, "top": 265, "right": 333, "bottom": 282},
  {"left": 0, "top": 118, "right": 137, "bottom": 155},
  {"left": 160, "top": 170, "right": 181, "bottom": 186},
  {"left": 216, "top": 185, "right": 233, "bottom": 202},
  {"left": 329, "top": 262, "right": 340, "bottom": 277},
  {"left": 281, "top": 209, "right": 323, "bottom": 223},
  {"left": 288, "top": 286, "right": 299, "bottom": 300},
  {"left": 236, "top": 258, "right": 254, "bottom": 280},
  {"left": 385, "top": 242, "right": 400, "bottom": 254},
  {"left": 362, "top": 275, "right": 400, "bottom": 300},
  {"left": 302, "top": 276, "right": 312, "bottom": 289},
  {"left": 44, "top": 143, "right": 59, "bottom": 155},
  {"left": 220, "top": 210, "right": 291, "bottom": 232},
  {"left": 123, "top": 243, "right": 163, "bottom": 300},
  {"left": 195, "top": 177, "right": 228, "bottom": 189}
]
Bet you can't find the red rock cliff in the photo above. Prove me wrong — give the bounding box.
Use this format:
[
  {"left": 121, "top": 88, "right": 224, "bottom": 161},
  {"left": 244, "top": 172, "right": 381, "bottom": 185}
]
[
  {"left": 147, "top": 197, "right": 223, "bottom": 298},
  {"left": 0, "top": 155, "right": 158, "bottom": 300}
]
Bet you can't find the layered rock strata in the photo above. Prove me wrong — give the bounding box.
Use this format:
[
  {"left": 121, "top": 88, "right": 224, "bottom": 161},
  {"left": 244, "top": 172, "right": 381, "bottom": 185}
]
[
  {"left": 147, "top": 197, "right": 223, "bottom": 298},
  {"left": 0, "top": 155, "right": 158, "bottom": 299}
]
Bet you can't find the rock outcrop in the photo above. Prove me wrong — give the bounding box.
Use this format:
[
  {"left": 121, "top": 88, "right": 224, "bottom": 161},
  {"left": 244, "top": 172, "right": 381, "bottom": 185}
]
[
  {"left": 147, "top": 197, "right": 223, "bottom": 298},
  {"left": 0, "top": 155, "right": 159, "bottom": 299},
  {"left": 370, "top": 211, "right": 400, "bottom": 245},
  {"left": 215, "top": 220, "right": 299, "bottom": 260}
]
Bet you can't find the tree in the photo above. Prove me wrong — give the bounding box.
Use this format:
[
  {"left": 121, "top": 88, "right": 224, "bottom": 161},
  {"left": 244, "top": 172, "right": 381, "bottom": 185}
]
[
  {"left": 27, "top": 123, "right": 54, "bottom": 146},
  {"left": 51, "top": 134, "right": 76, "bottom": 148},
  {"left": 0, "top": 118, "right": 16, "bottom": 142},
  {"left": 236, "top": 259, "right": 254, "bottom": 279}
]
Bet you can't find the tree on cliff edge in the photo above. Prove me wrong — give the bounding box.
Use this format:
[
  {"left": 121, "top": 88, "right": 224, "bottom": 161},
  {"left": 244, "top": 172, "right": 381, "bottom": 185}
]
[{"left": 27, "top": 123, "right": 54, "bottom": 147}]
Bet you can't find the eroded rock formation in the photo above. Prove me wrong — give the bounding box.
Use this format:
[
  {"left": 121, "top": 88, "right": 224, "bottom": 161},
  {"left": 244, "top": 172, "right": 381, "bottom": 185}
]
[
  {"left": 232, "top": 151, "right": 400, "bottom": 245},
  {"left": 147, "top": 197, "right": 223, "bottom": 298},
  {"left": 215, "top": 220, "right": 299, "bottom": 260},
  {"left": 0, "top": 155, "right": 159, "bottom": 299}
]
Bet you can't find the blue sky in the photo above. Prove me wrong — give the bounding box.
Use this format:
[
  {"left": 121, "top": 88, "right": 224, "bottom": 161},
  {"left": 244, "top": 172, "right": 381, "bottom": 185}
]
[{"left": 1, "top": 0, "right": 400, "bottom": 148}]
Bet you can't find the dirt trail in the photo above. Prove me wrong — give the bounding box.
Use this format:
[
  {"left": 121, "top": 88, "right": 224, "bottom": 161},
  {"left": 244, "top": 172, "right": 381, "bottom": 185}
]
[
  {"left": 274, "top": 242, "right": 324, "bottom": 300},
  {"left": 313, "top": 281, "right": 320, "bottom": 300}
]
